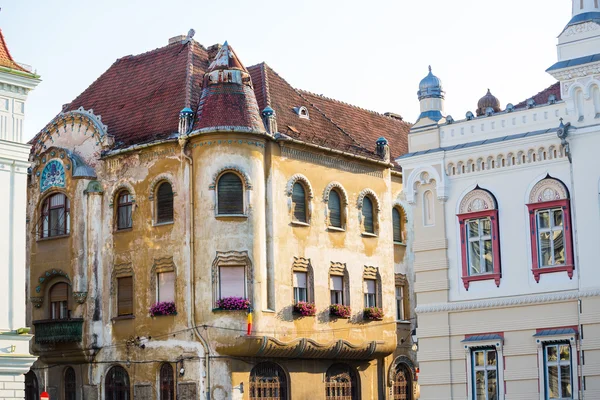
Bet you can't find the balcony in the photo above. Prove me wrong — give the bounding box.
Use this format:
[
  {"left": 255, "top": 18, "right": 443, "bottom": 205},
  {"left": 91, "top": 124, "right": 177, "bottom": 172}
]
[{"left": 33, "top": 319, "right": 83, "bottom": 344}]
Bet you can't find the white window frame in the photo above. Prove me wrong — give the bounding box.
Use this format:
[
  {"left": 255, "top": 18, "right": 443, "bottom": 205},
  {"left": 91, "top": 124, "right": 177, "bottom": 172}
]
[
  {"left": 364, "top": 279, "right": 377, "bottom": 308},
  {"left": 536, "top": 334, "right": 579, "bottom": 400},
  {"left": 395, "top": 286, "right": 405, "bottom": 321},
  {"left": 293, "top": 271, "right": 308, "bottom": 304},
  {"left": 464, "top": 338, "right": 504, "bottom": 400},
  {"left": 535, "top": 208, "right": 566, "bottom": 268},
  {"left": 466, "top": 217, "right": 494, "bottom": 276}
]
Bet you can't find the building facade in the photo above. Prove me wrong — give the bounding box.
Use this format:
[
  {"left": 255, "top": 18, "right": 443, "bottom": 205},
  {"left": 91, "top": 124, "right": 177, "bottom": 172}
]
[
  {"left": 26, "top": 35, "right": 417, "bottom": 399},
  {"left": 0, "top": 29, "right": 41, "bottom": 400},
  {"left": 400, "top": 1, "right": 600, "bottom": 399}
]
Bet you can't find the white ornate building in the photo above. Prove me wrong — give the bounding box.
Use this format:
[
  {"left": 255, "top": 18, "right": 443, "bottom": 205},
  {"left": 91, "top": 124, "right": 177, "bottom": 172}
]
[
  {"left": 399, "top": 1, "right": 600, "bottom": 399},
  {"left": 0, "top": 30, "right": 41, "bottom": 400}
]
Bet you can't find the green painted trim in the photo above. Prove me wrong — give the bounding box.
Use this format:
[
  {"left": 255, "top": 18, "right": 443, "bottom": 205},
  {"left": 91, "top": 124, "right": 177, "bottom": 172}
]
[
  {"left": 17, "top": 327, "right": 30, "bottom": 335},
  {"left": 0, "top": 65, "right": 40, "bottom": 79}
]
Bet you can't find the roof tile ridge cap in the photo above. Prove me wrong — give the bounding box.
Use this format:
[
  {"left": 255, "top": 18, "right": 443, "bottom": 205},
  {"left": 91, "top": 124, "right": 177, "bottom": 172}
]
[
  {"left": 183, "top": 41, "right": 195, "bottom": 109},
  {"left": 117, "top": 40, "right": 190, "bottom": 61},
  {"left": 261, "top": 62, "right": 272, "bottom": 107},
  {"left": 0, "top": 29, "right": 28, "bottom": 73}
]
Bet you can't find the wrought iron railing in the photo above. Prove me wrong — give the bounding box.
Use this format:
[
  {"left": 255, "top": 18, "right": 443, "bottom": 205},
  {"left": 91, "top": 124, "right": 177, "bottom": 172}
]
[{"left": 33, "top": 318, "right": 83, "bottom": 344}]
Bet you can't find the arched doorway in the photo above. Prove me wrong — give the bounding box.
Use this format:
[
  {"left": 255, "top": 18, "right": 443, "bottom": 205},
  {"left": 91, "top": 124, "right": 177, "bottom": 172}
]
[
  {"left": 159, "top": 363, "right": 175, "bottom": 400},
  {"left": 392, "top": 364, "right": 412, "bottom": 400},
  {"left": 24, "top": 371, "right": 39, "bottom": 400},
  {"left": 64, "top": 367, "right": 76, "bottom": 400},
  {"left": 325, "top": 363, "right": 359, "bottom": 400},
  {"left": 105, "top": 366, "right": 130, "bottom": 400},
  {"left": 249, "top": 362, "right": 288, "bottom": 400}
]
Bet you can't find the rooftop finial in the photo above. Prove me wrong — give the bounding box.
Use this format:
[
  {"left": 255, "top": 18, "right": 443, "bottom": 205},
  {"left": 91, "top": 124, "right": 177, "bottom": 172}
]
[{"left": 428, "top": 65, "right": 432, "bottom": 73}]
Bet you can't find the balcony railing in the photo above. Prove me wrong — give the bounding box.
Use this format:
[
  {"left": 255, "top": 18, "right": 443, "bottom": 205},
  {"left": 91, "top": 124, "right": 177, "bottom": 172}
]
[{"left": 33, "top": 318, "right": 84, "bottom": 344}]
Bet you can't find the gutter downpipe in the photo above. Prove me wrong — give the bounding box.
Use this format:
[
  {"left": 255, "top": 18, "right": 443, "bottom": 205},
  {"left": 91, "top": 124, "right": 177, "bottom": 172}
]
[{"left": 179, "top": 135, "right": 211, "bottom": 400}]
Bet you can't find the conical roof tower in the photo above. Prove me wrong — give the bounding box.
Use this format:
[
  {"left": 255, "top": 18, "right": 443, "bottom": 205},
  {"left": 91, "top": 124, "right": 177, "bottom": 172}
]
[{"left": 194, "top": 41, "right": 265, "bottom": 133}]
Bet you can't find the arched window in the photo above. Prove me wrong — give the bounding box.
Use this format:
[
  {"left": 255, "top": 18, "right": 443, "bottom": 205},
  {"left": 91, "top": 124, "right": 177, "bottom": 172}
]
[
  {"left": 328, "top": 190, "right": 343, "bottom": 228},
  {"left": 49, "top": 282, "right": 69, "bottom": 319},
  {"left": 64, "top": 367, "right": 76, "bottom": 400},
  {"left": 25, "top": 371, "right": 39, "bottom": 400},
  {"left": 156, "top": 182, "right": 174, "bottom": 224},
  {"left": 160, "top": 363, "right": 175, "bottom": 400},
  {"left": 217, "top": 172, "right": 244, "bottom": 215},
  {"left": 292, "top": 182, "right": 307, "bottom": 223},
  {"left": 250, "top": 362, "right": 288, "bottom": 400},
  {"left": 105, "top": 366, "right": 130, "bottom": 400},
  {"left": 392, "top": 364, "right": 412, "bottom": 400},
  {"left": 362, "top": 197, "right": 375, "bottom": 234},
  {"left": 423, "top": 191, "right": 434, "bottom": 226},
  {"left": 392, "top": 207, "right": 405, "bottom": 244},
  {"left": 40, "top": 192, "right": 70, "bottom": 238},
  {"left": 576, "top": 89, "right": 585, "bottom": 121},
  {"left": 116, "top": 191, "right": 133, "bottom": 230},
  {"left": 593, "top": 85, "right": 600, "bottom": 117},
  {"left": 325, "top": 364, "right": 359, "bottom": 400}
]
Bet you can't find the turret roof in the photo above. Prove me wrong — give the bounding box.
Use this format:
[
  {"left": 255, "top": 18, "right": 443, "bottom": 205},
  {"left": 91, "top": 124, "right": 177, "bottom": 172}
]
[{"left": 0, "top": 29, "right": 32, "bottom": 74}]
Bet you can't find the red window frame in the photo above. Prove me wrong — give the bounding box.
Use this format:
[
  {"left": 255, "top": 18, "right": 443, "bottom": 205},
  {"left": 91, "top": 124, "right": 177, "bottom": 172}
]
[
  {"left": 527, "top": 199, "right": 574, "bottom": 282},
  {"left": 458, "top": 209, "right": 501, "bottom": 290}
]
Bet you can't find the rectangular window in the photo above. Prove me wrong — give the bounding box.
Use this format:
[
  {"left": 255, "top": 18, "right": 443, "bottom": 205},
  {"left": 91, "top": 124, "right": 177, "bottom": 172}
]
[
  {"left": 330, "top": 275, "right": 344, "bottom": 305},
  {"left": 396, "top": 286, "right": 405, "bottom": 321},
  {"left": 544, "top": 343, "right": 572, "bottom": 400},
  {"left": 293, "top": 271, "right": 307, "bottom": 303},
  {"left": 157, "top": 271, "right": 175, "bottom": 303},
  {"left": 466, "top": 217, "right": 494, "bottom": 275},
  {"left": 219, "top": 266, "right": 246, "bottom": 299},
  {"left": 364, "top": 279, "right": 377, "bottom": 307},
  {"left": 536, "top": 208, "right": 566, "bottom": 268},
  {"left": 471, "top": 348, "right": 498, "bottom": 400},
  {"left": 117, "top": 276, "right": 133, "bottom": 316}
]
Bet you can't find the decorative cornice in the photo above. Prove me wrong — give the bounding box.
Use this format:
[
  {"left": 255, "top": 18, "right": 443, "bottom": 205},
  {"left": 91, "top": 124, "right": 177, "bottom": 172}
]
[
  {"left": 323, "top": 181, "right": 349, "bottom": 204},
  {"left": 363, "top": 266, "right": 378, "bottom": 280},
  {"left": 148, "top": 174, "right": 176, "bottom": 200},
  {"left": 330, "top": 261, "right": 347, "bottom": 276},
  {"left": 563, "top": 21, "right": 599, "bottom": 37},
  {"left": 292, "top": 257, "right": 311, "bottom": 272},
  {"left": 416, "top": 288, "right": 600, "bottom": 314},
  {"left": 548, "top": 61, "right": 600, "bottom": 80}
]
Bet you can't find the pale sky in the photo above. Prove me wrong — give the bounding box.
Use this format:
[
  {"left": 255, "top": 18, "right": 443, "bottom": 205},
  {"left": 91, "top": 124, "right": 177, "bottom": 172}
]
[{"left": 3, "top": 0, "right": 570, "bottom": 141}]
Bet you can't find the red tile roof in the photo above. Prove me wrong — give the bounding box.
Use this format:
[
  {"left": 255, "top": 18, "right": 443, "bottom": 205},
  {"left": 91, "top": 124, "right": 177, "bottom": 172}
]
[
  {"left": 37, "top": 40, "right": 410, "bottom": 164},
  {"left": 0, "top": 29, "right": 30, "bottom": 73},
  {"left": 515, "top": 82, "right": 561, "bottom": 109}
]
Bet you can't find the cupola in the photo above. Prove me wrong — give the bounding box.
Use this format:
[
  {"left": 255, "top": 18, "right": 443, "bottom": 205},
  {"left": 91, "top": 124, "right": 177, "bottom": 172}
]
[
  {"left": 415, "top": 66, "right": 445, "bottom": 125},
  {"left": 476, "top": 89, "right": 501, "bottom": 116},
  {"left": 194, "top": 41, "right": 264, "bottom": 133}
]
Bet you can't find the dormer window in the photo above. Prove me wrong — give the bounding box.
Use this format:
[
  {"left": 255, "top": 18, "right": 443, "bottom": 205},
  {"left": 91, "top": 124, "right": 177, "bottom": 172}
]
[{"left": 294, "top": 106, "right": 310, "bottom": 120}]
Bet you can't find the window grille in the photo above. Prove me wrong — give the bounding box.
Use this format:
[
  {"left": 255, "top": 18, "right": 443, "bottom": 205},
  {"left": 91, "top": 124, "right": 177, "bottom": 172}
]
[
  {"left": 160, "top": 363, "right": 175, "bottom": 400},
  {"left": 249, "top": 362, "right": 287, "bottom": 400},
  {"left": 105, "top": 366, "right": 130, "bottom": 400},
  {"left": 40, "top": 193, "right": 70, "bottom": 238}
]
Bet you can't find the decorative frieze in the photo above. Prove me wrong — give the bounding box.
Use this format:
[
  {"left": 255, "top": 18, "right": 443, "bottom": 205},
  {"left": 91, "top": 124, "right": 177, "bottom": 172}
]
[{"left": 281, "top": 146, "right": 383, "bottom": 178}]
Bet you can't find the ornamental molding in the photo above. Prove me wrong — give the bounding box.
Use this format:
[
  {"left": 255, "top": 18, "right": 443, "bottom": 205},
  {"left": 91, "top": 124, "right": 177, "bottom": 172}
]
[
  {"left": 209, "top": 166, "right": 252, "bottom": 190},
  {"left": 330, "top": 261, "right": 347, "bottom": 276},
  {"left": 323, "top": 181, "right": 349, "bottom": 205},
  {"left": 34, "top": 268, "right": 70, "bottom": 295},
  {"left": 111, "top": 263, "right": 133, "bottom": 295},
  {"left": 388, "top": 356, "right": 417, "bottom": 385},
  {"left": 357, "top": 188, "right": 381, "bottom": 211},
  {"left": 363, "top": 266, "right": 378, "bottom": 280},
  {"left": 405, "top": 165, "right": 447, "bottom": 204},
  {"left": 109, "top": 182, "right": 136, "bottom": 207},
  {"left": 458, "top": 188, "right": 497, "bottom": 214},
  {"left": 549, "top": 61, "right": 600, "bottom": 81},
  {"left": 148, "top": 174, "right": 177, "bottom": 200},
  {"left": 285, "top": 174, "right": 314, "bottom": 199},
  {"left": 416, "top": 288, "right": 600, "bottom": 314},
  {"left": 395, "top": 273, "right": 407, "bottom": 287},
  {"left": 211, "top": 250, "right": 254, "bottom": 306},
  {"left": 528, "top": 177, "right": 569, "bottom": 204},
  {"left": 292, "top": 257, "right": 311, "bottom": 273},
  {"left": 73, "top": 291, "right": 88, "bottom": 304},
  {"left": 563, "top": 21, "right": 600, "bottom": 37}
]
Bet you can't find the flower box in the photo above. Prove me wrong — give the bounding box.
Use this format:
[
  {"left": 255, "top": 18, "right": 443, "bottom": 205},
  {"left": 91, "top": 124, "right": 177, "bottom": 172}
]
[
  {"left": 329, "top": 304, "right": 351, "bottom": 318},
  {"left": 363, "top": 307, "right": 384, "bottom": 321},
  {"left": 293, "top": 301, "right": 316, "bottom": 317},
  {"left": 215, "top": 297, "right": 250, "bottom": 311},
  {"left": 149, "top": 301, "right": 177, "bottom": 317}
]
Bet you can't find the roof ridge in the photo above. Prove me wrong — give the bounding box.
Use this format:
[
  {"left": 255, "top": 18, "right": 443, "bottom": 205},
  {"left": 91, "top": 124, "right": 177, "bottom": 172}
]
[
  {"left": 299, "top": 89, "right": 409, "bottom": 125},
  {"left": 117, "top": 39, "right": 198, "bottom": 62},
  {"left": 261, "top": 62, "right": 272, "bottom": 107}
]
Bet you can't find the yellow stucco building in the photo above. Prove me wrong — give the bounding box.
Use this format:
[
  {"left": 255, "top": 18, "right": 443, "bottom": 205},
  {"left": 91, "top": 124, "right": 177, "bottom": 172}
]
[{"left": 25, "top": 36, "right": 416, "bottom": 399}]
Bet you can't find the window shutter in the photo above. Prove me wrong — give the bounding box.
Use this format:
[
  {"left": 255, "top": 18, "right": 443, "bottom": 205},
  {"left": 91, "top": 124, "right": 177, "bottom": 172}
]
[
  {"left": 158, "top": 272, "right": 175, "bottom": 303},
  {"left": 49, "top": 283, "right": 68, "bottom": 302},
  {"left": 292, "top": 183, "right": 307, "bottom": 222},
  {"left": 118, "top": 276, "right": 133, "bottom": 316},
  {"left": 330, "top": 276, "right": 343, "bottom": 291},
  {"left": 364, "top": 279, "right": 376, "bottom": 294},
  {"left": 393, "top": 208, "right": 402, "bottom": 242},
  {"left": 328, "top": 190, "right": 342, "bottom": 228},
  {"left": 218, "top": 173, "right": 244, "bottom": 215},
  {"left": 219, "top": 266, "right": 246, "bottom": 298},
  {"left": 156, "top": 183, "right": 174, "bottom": 223},
  {"left": 293, "top": 272, "right": 307, "bottom": 289},
  {"left": 363, "top": 197, "right": 374, "bottom": 233}
]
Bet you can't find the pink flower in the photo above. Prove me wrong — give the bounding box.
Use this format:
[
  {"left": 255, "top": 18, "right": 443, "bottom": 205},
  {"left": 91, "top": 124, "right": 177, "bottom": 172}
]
[
  {"left": 363, "top": 307, "right": 384, "bottom": 320},
  {"left": 329, "top": 304, "right": 351, "bottom": 318},
  {"left": 216, "top": 297, "right": 250, "bottom": 310},
  {"left": 293, "top": 302, "right": 316, "bottom": 317},
  {"left": 149, "top": 301, "right": 177, "bottom": 316}
]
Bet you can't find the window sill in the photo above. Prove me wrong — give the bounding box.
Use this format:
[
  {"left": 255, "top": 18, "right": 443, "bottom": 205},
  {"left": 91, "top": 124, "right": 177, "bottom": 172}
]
[
  {"left": 114, "top": 228, "right": 133, "bottom": 233},
  {"left": 394, "top": 242, "right": 406, "bottom": 247},
  {"left": 153, "top": 221, "right": 174, "bottom": 227},
  {"left": 462, "top": 273, "right": 501, "bottom": 290},
  {"left": 361, "top": 232, "right": 378, "bottom": 238},
  {"left": 212, "top": 308, "right": 249, "bottom": 313},
  {"left": 215, "top": 214, "right": 248, "bottom": 219},
  {"left": 37, "top": 234, "right": 70, "bottom": 242},
  {"left": 327, "top": 226, "right": 345, "bottom": 232},
  {"left": 396, "top": 320, "right": 411, "bottom": 325},
  {"left": 532, "top": 265, "right": 574, "bottom": 283},
  {"left": 112, "top": 315, "right": 135, "bottom": 321},
  {"left": 291, "top": 221, "right": 310, "bottom": 227}
]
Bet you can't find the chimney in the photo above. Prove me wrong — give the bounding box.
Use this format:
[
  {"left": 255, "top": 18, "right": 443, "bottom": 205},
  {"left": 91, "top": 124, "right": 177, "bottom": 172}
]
[
  {"left": 207, "top": 44, "right": 223, "bottom": 64},
  {"left": 168, "top": 35, "right": 187, "bottom": 45},
  {"left": 384, "top": 112, "right": 403, "bottom": 121}
]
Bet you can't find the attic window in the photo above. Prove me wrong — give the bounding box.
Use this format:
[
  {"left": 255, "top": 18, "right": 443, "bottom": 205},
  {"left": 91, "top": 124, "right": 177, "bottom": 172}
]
[{"left": 294, "top": 106, "right": 310, "bottom": 120}]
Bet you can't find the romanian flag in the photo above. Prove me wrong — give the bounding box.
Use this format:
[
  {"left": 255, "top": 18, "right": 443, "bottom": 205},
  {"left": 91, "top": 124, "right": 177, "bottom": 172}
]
[{"left": 246, "top": 308, "right": 253, "bottom": 335}]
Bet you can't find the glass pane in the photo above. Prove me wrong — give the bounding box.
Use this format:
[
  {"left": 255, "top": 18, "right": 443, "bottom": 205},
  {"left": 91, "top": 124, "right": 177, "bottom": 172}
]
[
  {"left": 487, "top": 370, "right": 497, "bottom": 399},
  {"left": 561, "top": 365, "right": 572, "bottom": 397},
  {"left": 560, "top": 345, "right": 570, "bottom": 361},
  {"left": 484, "top": 240, "right": 494, "bottom": 273},
  {"left": 158, "top": 272, "right": 175, "bottom": 303},
  {"left": 219, "top": 266, "right": 245, "bottom": 299},
  {"left": 474, "top": 351, "right": 484, "bottom": 367},
  {"left": 475, "top": 370, "right": 485, "bottom": 400},
  {"left": 469, "top": 241, "right": 482, "bottom": 274},
  {"left": 538, "top": 211, "right": 550, "bottom": 229},
  {"left": 468, "top": 220, "right": 479, "bottom": 238},
  {"left": 554, "top": 210, "right": 563, "bottom": 227},
  {"left": 547, "top": 345, "right": 558, "bottom": 362},
  {"left": 362, "top": 197, "right": 374, "bottom": 233},
  {"left": 547, "top": 366, "right": 559, "bottom": 398},
  {"left": 482, "top": 218, "right": 491, "bottom": 236},
  {"left": 553, "top": 230, "right": 565, "bottom": 265},
  {"left": 539, "top": 232, "right": 552, "bottom": 267},
  {"left": 487, "top": 350, "right": 497, "bottom": 366}
]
